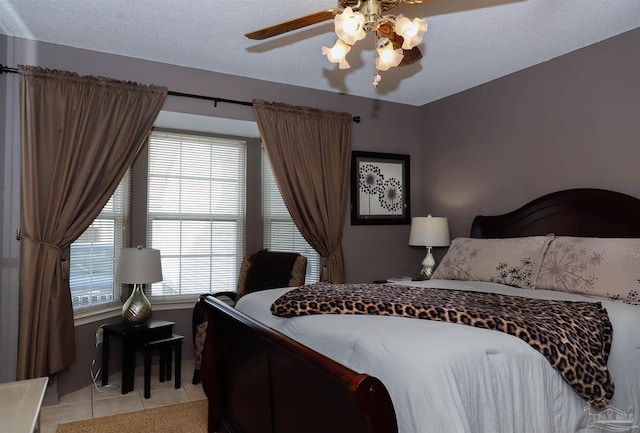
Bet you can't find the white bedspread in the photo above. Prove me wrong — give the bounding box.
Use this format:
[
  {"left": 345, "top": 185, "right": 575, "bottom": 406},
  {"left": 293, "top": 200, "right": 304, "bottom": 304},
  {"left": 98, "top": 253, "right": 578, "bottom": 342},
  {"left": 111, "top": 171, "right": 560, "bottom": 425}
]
[{"left": 235, "top": 280, "right": 640, "bottom": 433}]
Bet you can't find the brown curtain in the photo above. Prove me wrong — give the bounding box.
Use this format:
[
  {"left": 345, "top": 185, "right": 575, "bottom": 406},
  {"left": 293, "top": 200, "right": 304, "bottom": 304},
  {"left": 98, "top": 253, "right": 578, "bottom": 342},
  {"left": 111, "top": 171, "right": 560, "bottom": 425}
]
[
  {"left": 253, "top": 100, "right": 352, "bottom": 283},
  {"left": 17, "top": 66, "right": 167, "bottom": 379}
]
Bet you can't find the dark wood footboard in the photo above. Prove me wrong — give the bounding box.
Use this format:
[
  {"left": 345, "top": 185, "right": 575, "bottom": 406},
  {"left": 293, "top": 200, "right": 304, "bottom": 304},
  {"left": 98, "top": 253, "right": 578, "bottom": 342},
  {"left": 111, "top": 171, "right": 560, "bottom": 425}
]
[{"left": 200, "top": 295, "right": 398, "bottom": 433}]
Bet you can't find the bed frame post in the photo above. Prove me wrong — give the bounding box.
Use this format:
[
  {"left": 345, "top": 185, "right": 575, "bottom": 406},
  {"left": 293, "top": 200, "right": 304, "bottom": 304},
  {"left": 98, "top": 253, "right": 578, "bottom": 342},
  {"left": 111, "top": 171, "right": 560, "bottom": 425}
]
[
  {"left": 200, "top": 295, "right": 398, "bottom": 433},
  {"left": 200, "top": 298, "right": 223, "bottom": 433}
]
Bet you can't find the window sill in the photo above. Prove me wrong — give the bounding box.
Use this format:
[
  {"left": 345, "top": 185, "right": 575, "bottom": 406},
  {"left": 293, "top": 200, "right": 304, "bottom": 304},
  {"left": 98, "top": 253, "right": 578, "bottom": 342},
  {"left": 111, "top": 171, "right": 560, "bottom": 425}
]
[{"left": 73, "top": 299, "right": 197, "bottom": 326}]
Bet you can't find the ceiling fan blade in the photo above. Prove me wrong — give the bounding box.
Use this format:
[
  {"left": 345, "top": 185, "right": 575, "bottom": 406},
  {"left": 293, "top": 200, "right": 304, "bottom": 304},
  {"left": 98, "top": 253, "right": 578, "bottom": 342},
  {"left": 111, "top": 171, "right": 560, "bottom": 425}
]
[
  {"left": 378, "top": 20, "right": 423, "bottom": 66},
  {"left": 399, "top": 46, "right": 422, "bottom": 66},
  {"left": 245, "top": 9, "right": 341, "bottom": 40}
]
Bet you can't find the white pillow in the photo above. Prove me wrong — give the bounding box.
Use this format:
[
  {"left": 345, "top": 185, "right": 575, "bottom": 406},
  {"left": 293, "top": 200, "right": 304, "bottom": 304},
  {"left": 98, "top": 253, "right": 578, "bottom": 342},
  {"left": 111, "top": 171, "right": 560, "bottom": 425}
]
[
  {"left": 536, "top": 236, "right": 640, "bottom": 304},
  {"left": 432, "top": 235, "right": 554, "bottom": 289}
]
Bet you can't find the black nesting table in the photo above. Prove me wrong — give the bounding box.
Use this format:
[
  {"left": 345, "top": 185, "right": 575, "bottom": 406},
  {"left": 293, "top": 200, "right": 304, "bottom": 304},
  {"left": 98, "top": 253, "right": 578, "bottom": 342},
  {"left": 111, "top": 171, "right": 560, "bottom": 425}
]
[{"left": 101, "top": 319, "right": 174, "bottom": 394}]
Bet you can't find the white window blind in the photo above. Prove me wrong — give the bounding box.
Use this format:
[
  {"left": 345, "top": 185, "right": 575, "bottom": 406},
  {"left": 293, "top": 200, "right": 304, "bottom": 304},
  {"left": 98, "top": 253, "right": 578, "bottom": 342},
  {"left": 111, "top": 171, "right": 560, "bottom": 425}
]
[
  {"left": 262, "top": 151, "right": 320, "bottom": 283},
  {"left": 70, "top": 171, "right": 130, "bottom": 311},
  {"left": 147, "top": 131, "right": 246, "bottom": 298}
]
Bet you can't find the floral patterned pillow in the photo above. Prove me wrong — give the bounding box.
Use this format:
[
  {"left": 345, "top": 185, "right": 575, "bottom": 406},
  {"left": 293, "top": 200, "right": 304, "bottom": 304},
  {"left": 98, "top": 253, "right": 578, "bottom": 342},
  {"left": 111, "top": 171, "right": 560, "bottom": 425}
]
[
  {"left": 432, "top": 235, "right": 554, "bottom": 289},
  {"left": 536, "top": 237, "right": 640, "bottom": 304}
]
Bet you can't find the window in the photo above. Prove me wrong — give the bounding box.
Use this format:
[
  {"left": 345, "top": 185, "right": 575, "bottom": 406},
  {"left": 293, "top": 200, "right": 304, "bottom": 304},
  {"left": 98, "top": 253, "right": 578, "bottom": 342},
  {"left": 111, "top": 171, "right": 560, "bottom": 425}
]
[
  {"left": 147, "top": 131, "right": 246, "bottom": 298},
  {"left": 262, "top": 151, "right": 321, "bottom": 283},
  {"left": 71, "top": 127, "right": 320, "bottom": 313},
  {"left": 70, "top": 171, "right": 130, "bottom": 311}
]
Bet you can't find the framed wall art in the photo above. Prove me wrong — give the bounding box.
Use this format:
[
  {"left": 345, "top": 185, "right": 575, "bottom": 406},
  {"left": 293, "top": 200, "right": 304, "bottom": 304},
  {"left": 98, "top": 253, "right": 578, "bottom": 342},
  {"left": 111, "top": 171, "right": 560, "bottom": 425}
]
[{"left": 350, "top": 151, "right": 410, "bottom": 225}]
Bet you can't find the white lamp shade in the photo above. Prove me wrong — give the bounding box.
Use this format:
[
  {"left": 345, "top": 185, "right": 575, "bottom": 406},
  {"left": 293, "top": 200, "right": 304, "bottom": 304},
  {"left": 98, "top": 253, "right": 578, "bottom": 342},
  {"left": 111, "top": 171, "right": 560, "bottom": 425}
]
[
  {"left": 334, "top": 7, "right": 366, "bottom": 45},
  {"left": 115, "top": 247, "right": 163, "bottom": 284},
  {"left": 375, "top": 38, "right": 404, "bottom": 71},
  {"left": 395, "top": 17, "right": 428, "bottom": 49},
  {"left": 322, "top": 39, "right": 352, "bottom": 69},
  {"left": 409, "top": 216, "right": 451, "bottom": 247}
]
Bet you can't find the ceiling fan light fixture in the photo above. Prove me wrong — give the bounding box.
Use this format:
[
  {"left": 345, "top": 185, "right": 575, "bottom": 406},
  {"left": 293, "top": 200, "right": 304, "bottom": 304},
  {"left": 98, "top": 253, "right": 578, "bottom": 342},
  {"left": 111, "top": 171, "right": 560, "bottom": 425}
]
[
  {"left": 322, "top": 39, "right": 352, "bottom": 69},
  {"left": 245, "top": 0, "right": 428, "bottom": 89},
  {"left": 334, "top": 7, "right": 366, "bottom": 45},
  {"left": 395, "top": 16, "right": 428, "bottom": 49},
  {"left": 360, "top": 0, "right": 383, "bottom": 31},
  {"left": 375, "top": 37, "right": 404, "bottom": 71}
]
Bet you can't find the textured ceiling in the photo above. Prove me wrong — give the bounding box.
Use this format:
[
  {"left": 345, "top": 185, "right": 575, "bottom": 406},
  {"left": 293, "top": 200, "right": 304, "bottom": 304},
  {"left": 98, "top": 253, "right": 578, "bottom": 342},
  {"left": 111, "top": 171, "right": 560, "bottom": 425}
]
[{"left": 1, "top": 0, "right": 638, "bottom": 106}]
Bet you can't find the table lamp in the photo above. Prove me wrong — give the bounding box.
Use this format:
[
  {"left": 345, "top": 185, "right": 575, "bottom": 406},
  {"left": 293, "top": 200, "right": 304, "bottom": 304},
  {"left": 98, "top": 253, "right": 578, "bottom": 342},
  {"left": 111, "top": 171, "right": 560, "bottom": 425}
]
[
  {"left": 409, "top": 215, "right": 451, "bottom": 280},
  {"left": 115, "top": 246, "right": 163, "bottom": 325}
]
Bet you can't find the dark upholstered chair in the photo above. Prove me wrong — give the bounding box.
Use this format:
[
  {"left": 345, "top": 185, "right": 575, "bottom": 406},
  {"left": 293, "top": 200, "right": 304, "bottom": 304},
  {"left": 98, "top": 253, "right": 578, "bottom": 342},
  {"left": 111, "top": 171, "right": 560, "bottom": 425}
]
[{"left": 191, "top": 250, "right": 307, "bottom": 384}]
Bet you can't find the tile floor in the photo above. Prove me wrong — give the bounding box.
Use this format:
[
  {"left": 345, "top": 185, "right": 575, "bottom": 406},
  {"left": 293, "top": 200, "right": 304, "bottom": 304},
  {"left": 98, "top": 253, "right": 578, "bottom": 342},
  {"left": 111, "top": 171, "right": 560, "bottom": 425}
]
[{"left": 39, "top": 360, "right": 206, "bottom": 432}]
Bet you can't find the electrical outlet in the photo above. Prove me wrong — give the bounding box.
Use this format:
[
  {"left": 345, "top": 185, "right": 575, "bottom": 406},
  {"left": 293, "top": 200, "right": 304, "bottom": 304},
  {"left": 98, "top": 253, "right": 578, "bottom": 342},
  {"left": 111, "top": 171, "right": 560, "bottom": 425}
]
[{"left": 96, "top": 327, "right": 103, "bottom": 348}]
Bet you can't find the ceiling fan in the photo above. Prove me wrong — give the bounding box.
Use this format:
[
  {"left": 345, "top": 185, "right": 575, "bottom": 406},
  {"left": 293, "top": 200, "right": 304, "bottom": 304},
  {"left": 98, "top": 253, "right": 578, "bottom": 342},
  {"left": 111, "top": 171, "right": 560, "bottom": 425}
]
[{"left": 245, "top": 0, "right": 431, "bottom": 86}]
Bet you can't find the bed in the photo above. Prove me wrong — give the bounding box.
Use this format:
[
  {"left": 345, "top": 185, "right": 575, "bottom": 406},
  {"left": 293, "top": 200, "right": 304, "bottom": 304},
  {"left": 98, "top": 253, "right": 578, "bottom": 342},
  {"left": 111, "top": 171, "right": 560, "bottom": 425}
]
[{"left": 200, "top": 188, "right": 640, "bottom": 433}]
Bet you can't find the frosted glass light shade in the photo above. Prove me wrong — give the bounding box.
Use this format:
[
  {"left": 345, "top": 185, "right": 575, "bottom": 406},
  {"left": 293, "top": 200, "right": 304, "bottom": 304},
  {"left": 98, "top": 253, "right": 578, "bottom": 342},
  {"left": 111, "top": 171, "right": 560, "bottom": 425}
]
[
  {"left": 115, "top": 246, "right": 163, "bottom": 284},
  {"left": 408, "top": 216, "right": 451, "bottom": 247},
  {"left": 395, "top": 17, "right": 428, "bottom": 49},
  {"left": 375, "top": 38, "right": 404, "bottom": 71},
  {"left": 322, "top": 39, "right": 352, "bottom": 69},
  {"left": 334, "top": 7, "right": 366, "bottom": 45}
]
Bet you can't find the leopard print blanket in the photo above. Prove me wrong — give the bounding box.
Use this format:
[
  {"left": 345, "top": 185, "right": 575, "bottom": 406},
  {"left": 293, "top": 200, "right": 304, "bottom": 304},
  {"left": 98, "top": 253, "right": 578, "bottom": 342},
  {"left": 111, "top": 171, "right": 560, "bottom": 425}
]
[{"left": 271, "top": 282, "right": 614, "bottom": 408}]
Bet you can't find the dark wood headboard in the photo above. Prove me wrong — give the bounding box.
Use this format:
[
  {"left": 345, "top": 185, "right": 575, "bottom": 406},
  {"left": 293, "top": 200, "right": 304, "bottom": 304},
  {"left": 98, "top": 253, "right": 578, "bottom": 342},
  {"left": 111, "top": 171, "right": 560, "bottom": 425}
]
[{"left": 471, "top": 188, "right": 640, "bottom": 239}]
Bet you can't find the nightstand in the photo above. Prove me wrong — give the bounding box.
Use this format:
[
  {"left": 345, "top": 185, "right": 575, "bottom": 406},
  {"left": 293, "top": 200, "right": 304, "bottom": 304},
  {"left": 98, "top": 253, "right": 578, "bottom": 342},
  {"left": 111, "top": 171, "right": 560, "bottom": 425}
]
[
  {"left": 373, "top": 277, "right": 415, "bottom": 284},
  {"left": 101, "top": 319, "right": 174, "bottom": 394}
]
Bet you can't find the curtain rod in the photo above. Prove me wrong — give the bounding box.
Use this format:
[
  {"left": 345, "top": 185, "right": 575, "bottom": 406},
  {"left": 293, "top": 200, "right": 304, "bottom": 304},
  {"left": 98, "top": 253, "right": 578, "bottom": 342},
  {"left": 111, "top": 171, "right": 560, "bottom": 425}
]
[{"left": 0, "top": 64, "right": 361, "bottom": 123}]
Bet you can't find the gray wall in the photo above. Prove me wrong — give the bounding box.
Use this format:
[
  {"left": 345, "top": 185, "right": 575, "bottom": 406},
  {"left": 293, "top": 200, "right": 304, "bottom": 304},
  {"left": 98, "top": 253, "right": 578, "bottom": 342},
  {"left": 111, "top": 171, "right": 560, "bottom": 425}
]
[
  {"left": 1, "top": 28, "right": 638, "bottom": 394},
  {"left": 419, "top": 28, "right": 640, "bottom": 239}
]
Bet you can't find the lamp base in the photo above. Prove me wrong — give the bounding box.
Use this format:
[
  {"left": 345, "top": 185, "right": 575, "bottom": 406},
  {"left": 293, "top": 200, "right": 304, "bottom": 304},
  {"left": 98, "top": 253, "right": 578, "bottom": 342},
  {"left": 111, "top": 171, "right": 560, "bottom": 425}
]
[
  {"left": 122, "top": 284, "right": 152, "bottom": 325},
  {"left": 415, "top": 248, "right": 437, "bottom": 281},
  {"left": 415, "top": 265, "right": 435, "bottom": 281}
]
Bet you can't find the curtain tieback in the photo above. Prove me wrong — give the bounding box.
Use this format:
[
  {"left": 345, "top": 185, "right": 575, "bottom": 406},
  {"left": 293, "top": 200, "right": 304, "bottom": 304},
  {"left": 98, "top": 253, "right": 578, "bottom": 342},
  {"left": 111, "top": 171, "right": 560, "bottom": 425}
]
[
  {"left": 320, "top": 251, "right": 339, "bottom": 282},
  {"left": 323, "top": 249, "right": 339, "bottom": 264},
  {"left": 16, "top": 229, "right": 64, "bottom": 251}
]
